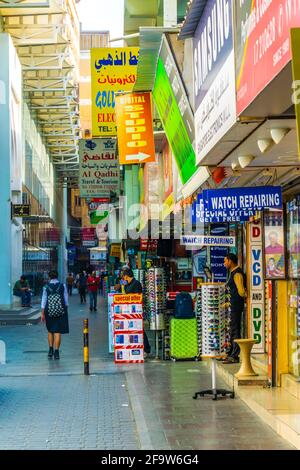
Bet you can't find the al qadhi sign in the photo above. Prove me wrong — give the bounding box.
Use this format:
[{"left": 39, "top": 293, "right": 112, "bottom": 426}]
[{"left": 115, "top": 92, "right": 156, "bottom": 165}]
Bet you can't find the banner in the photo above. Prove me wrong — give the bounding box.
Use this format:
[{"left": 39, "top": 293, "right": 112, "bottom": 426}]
[
  {"left": 236, "top": 0, "right": 300, "bottom": 115},
  {"left": 91, "top": 47, "right": 139, "bottom": 136},
  {"left": 193, "top": 0, "right": 236, "bottom": 163},
  {"left": 79, "top": 139, "right": 119, "bottom": 198},
  {"left": 82, "top": 227, "right": 96, "bottom": 247},
  {"left": 115, "top": 92, "right": 155, "bottom": 165},
  {"left": 153, "top": 57, "right": 198, "bottom": 185},
  {"left": 204, "top": 186, "right": 282, "bottom": 212},
  {"left": 192, "top": 194, "right": 255, "bottom": 224},
  {"left": 291, "top": 28, "right": 300, "bottom": 159}
]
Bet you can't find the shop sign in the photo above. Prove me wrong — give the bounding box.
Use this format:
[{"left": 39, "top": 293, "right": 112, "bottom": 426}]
[
  {"left": 249, "top": 220, "right": 265, "bottom": 353},
  {"left": 193, "top": 0, "right": 236, "bottom": 164},
  {"left": 153, "top": 58, "right": 198, "bottom": 185},
  {"left": 82, "top": 227, "right": 96, "bottom": 247},
  {"left": 263, "top": 210, "right": 286, "bottom": 279},
  {"left": 79, "top": 139, "right": 119, "bottom": 198},
  {"left": 181, "top": 235, "right": 235, "bottom": 248},
  {"left": 204, "top": 186, "right": 282, "bottom": 212},
  {"left": 177, "top": 258, "right": 191, "bottom": 270},
  {"left": 210, "top": 224, "right": 228, "bottom": 283},
  {"left": 11, "top": 204, "right": 30, "bottom": 217},
  {"left": 192, "top": 194, "right": 255, "bottom": 224},
  {"left": 236, "top": 0, "right": 300, "bottom": 115},
  {"left": 90, "top": 251, "right": 107, "bottom": 261},
  {"left": 291, "top": 28, "right": 300, "bottom": 159},
  {"left": 110, "top": 243, "right": 121, "bottom": 258},
  {"left": 140, "top": 239, "right": 158, "bottom": 252},
  {"left": 160, "top": 35, "right": 195, "bottom": 146},
  {"left": 91, "top": 47, "right": 139, "bottom": 136},
  {"left": 115, "top": 92, "right": 155, "bottom": 165}
]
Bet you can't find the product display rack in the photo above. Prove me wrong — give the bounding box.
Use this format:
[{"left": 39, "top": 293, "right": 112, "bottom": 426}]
[
  {"left": 196, "top": 290, "right": 202, "bottom": 354},
  {"left": 193, "top": 283, "right": 234, "bottom": 401},
  {"left": 146, "top": 268, "right": 166, "bottom": 331}
]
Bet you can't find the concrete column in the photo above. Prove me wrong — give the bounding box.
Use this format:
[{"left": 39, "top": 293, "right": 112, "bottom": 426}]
[
  {"left": 59, "top": 180, "right": 68, "bottom": 282},
  {"left": 0, "top": 35, "right": 22, "bottom": 308},
  {"left": 163, "top": 0, "right": 177, "bottom": 27}
]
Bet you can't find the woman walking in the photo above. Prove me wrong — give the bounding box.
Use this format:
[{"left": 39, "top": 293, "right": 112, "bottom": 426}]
[{"left": 41, "top": 270, "right": 69, "bottom": 360}]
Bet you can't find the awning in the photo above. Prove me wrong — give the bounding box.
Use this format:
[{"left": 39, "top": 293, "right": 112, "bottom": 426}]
[
  {"left": 0, "top": 0, "right": 80, "bottom": 173},
  {"left": 178, "top": 0, "right": 207, "bottom": 40}
]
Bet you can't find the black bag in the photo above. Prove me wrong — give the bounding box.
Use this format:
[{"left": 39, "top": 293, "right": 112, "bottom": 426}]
[
  {"left": 46, "top": 283, "right": 65, "bottom": 318},
  {"left": 174, "top": 292, "right": 194, "bottom": 319}
]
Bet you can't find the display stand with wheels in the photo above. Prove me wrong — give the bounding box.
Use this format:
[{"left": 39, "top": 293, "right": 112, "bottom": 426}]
[{"left": 193, "top": 283, "right": 234, "bottom": 401}]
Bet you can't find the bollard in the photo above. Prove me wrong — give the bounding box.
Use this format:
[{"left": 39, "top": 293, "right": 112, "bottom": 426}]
[{"left": 83, "top": 319, "right": 89, "bottom": 375}]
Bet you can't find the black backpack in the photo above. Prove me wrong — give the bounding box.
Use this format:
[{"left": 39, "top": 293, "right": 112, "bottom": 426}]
[
  {"left": 174, "top": 292, "right": 194, "bottom": 319},
  {"left": 46, "top": 283, "right": 66, "bottom": 318}
]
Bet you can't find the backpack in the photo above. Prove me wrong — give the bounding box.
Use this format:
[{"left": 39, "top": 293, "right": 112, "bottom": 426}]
[
  {"left": 46, "top": 283, "right": 66, "bottom": 318},
  {"left": 174, "top": 292, "right": 194, "bottom": 319}
]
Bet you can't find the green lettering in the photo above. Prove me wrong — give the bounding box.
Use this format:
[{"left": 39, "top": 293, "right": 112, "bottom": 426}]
[
  {"left": 253, "top": 320, "right": 261, "bottom": 332},
  {"left": 253, "top": 308, "right": 261, "bottom": 319}
]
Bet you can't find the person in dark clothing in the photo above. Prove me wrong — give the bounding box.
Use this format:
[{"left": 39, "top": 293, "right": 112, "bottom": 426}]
[
  {"left": 77, "top": 272, "right": 87, "bottom": 303},
  {"left": 66, "top": 273, "right": 74, "bottom": 296},
  {"left": 222, "top": 253, "right": 247, "bottom": 364},
  {"left": 13, "top": 275, "right": 32, "bottom": 307},
  {"left": 122, "top": 268, "right": 151, "bottom": 355},
  {"left": 41, "top": 270, "right": 69, "bottom": 360}
]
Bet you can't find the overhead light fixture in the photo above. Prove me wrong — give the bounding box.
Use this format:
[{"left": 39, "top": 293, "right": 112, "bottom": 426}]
[
  {"left": 270, "top": 128, "right": 290, "bottom": 145},
  {"left": 231, "top": 161, "right": 240, "bottom": 171},
  {"left": 238, "top": 155, "right": 255, "bottom": 168},
  {"left": 257, "top": 138, "right": 273, "bottom": 153}
]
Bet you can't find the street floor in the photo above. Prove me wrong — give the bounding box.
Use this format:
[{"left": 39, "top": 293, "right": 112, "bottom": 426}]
[{"left": 0, "top": 295, "right": 295, "bottom": 450}]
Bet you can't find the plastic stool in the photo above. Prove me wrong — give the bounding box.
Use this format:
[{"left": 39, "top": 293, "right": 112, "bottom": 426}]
[{"left": 234, "top": 339, "right": 258, "bottom": 378}]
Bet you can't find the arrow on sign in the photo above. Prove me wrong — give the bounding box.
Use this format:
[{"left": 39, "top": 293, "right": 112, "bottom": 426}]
[{"left": 125, "top": 152, "right": 151, "bottom": 162}]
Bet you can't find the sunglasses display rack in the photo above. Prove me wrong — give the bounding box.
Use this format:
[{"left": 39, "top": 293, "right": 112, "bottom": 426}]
[
  {"left": 196, "top": 290, "right": 202, "bottom": 354},
  {"left": 146, "top": 268, "right": 166, "bottom": 330},
  {"left": 201, "top": 284, "right": 226, "bottom": 356},
  {"left": 133, "top": 269, "right": 148, "bottom": 319},
  {"left": 193, "top": 283, "right": 235, "bottom": 401}
]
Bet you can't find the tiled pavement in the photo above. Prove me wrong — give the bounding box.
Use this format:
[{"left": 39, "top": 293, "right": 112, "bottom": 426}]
[{"left": 0, "top": 295, "right": 295, "bottom": 450}]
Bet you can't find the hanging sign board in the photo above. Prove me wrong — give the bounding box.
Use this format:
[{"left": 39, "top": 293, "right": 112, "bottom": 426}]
[
  {"left": 115, "top": 92, "right": 156, "bottom": 165},
  {"left": 204, "top": 186, "right": 282, "bottom": 212},
  {"left": 181, "top": 235, "right": 235, "bottom": 248},
  {"left": 12, "top": 204, "right": 31, "bottom": 217},
  {"left": 79, "top": 139, "right": 119, "bottom": 198},
  {"left": 91, "top": 47, "right": 139, "bottom": 136},
  {"left": 248, "top": 220, "right": 265, "bottom": 353}
]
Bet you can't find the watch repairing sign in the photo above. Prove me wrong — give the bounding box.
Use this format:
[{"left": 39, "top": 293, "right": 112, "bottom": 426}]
[
  {"left": 79, "top": 139, "right": 119, "bottom": 198},
  {"left": 204, "top": 186, "right": 282, "bottom": 212},
  {"left": 193, "top": 0, "right": 236, "bottom": 164}
]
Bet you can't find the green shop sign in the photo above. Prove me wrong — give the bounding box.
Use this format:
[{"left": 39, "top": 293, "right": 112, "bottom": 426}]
[{"left": 153, "top": 57, "right": 197, "bottom": 185}]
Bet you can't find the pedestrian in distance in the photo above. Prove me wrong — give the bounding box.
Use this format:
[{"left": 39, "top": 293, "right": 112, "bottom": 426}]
[
  {"left": 41, "top": 270, "right": 69, "bottom": 360},
  {"left": 87, "top": 271, "right": 100, "bottom": 312},
  {"left": 13, "top": 275, "right": 32, "bottom": 307},
  {"left": 222, "top": 253, "right": 247, "bottom": 364},
  {"left": 77, "top": 271, "right": 87, "bottom": 304},
  {"left": 66, "top": 272, "right": 74, "bottom": 296}
]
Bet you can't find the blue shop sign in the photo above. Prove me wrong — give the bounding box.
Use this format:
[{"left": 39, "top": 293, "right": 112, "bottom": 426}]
[
  {"left": 203, "top": 186, "right": 282, "bottom": 212},
  {"left": 192, "top": 194, "right": 255, "bottom": 224}
]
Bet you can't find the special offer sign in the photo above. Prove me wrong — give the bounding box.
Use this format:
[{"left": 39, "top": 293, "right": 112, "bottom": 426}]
[{"left": 236, "top": 0, "right": 300, "bottom": 115}]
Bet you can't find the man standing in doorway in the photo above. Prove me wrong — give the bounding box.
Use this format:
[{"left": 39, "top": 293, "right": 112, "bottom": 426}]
[{"left": 222, "top": 253, "right": 247, "bottom": 364}]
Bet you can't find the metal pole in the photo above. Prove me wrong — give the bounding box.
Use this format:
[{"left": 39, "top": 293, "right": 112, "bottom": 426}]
[
  {"left": 83, "top": 319, "right": 89, "bottom": 375},
  {"left": 211, "top": 358, "right": 217, "bottom": 390}
]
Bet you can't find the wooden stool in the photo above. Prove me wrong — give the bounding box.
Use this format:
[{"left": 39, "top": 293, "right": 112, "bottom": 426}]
[{"left": 234, "top": 339, "right": 258, "bottom": 378}]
